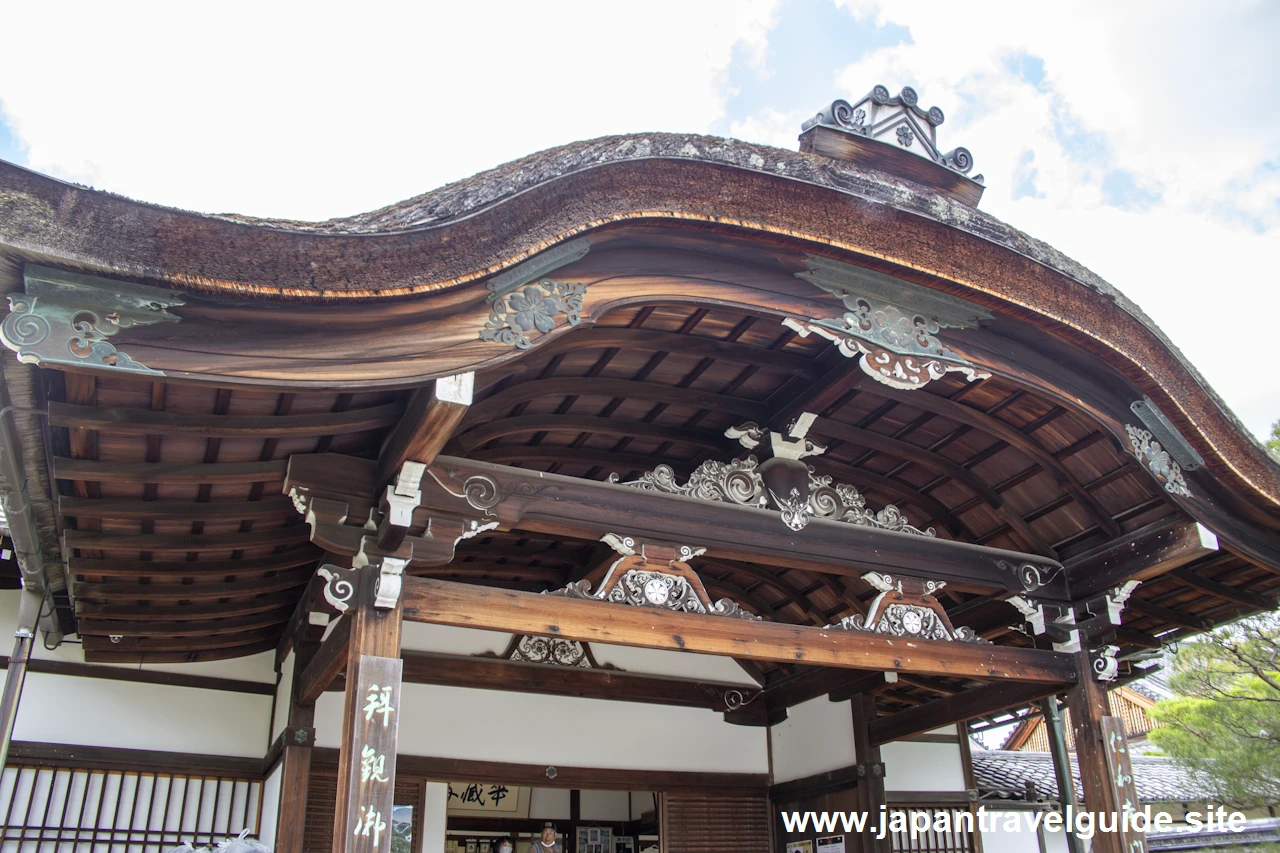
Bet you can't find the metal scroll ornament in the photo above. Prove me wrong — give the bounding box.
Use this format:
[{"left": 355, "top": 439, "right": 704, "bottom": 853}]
[
  {"left": 2, "top": 265, "right": 184, "bottom": 376},
  {"left": 610, "top": 455, "right": 933, "bottom": 536},
  {"left": 480, "top": 279, "right": 588, "bottom": 350},
  {"left": 549, "top": 571, "right": 760, "bottom": 621},
  {"left": 1125, "top": 424, "right": 1191, "bottom": 497},
  {"left": 827, "top": 572, "right": 989, "bottom": 644},
  {"left": 510, "top": 636, "right": 593, "bottom": 668}
]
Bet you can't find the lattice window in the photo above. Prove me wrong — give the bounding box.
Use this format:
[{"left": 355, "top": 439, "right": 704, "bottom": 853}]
[
  {"left": 887, "top": 807, "right": 977, "bottom": 853},
  {"left": 0, "top": 764, "right": 261, "bottom": 852}
]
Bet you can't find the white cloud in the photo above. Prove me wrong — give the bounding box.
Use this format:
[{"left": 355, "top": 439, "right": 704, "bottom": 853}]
[
  {"left": 0, "top": 0, "right": 777, "bottom": 219},
  {"left": 817, "top": 0, "right": 1280, "bottom": 441}
]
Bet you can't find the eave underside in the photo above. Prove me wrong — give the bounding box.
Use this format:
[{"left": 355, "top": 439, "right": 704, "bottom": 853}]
[{"left": 33, "top": 297, "right": 1280, "bottom": 717}]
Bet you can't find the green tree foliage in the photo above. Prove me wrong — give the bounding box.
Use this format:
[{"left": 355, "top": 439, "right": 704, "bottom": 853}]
[
  {"left": 1149, "top": 614, "right": 1280, "bottom": 808},
  {"left": 1269, "top": 419, "right": 1280, "bottom": 455}
]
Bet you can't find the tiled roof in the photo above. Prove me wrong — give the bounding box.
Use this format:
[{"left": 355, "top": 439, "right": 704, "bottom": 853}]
[{"left": 972, "top": 750, "right": 1217, "bottom": 804}]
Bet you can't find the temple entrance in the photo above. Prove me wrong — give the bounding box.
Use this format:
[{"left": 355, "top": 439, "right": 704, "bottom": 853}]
[{"left": 303, "top": 755, "right": 775, "bottom": 853}]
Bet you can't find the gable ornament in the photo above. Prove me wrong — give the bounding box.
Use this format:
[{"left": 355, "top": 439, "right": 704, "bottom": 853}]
[{"left": 827, "top": 572, "right": 989, "bottom": 644}]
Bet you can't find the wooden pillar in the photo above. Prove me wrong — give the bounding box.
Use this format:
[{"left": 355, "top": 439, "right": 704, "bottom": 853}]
[
  {"left": 275, "top": 640, "right": 320, "bottom": 853},
  {"left": 1066, "top": 653, "right": 1145, "bottom": 853},
  {"left": 333, "top": 565, "right": 405, "bottom": 853},
  {"left": 851, "top": 695, "right": 889, "bottom": 853}
]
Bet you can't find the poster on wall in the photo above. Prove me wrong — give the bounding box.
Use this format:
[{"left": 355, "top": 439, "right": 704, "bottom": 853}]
[
  {"left": 787, "top": 842, "right": 813, "bottom": 853},
  {"left": 613, "top": 836, "right": 634, "bottom": 853},
  {"left": 816, "top": 836, "right": 845, "bottom": 853},
  {"left": 577, "top": 826, "right": 613, "bottom": 853}
]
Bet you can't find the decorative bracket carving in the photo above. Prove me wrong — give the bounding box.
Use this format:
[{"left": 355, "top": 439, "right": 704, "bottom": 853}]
[
  {"left": 610, "top": 451, "right": 933, "bottom": 536},
  {"left": 827, "top": 572, "right": 989, "bottom": 643},
  {"left": 1091, "top": 645, "right": 1121, "bottom": 682},
  {"left": 318, "top": 564, "right": 358, "bottom": 614},
  {"left": 1009, "top": 580, "right": 1142, "bottom": 653},
  {"left": 480, "top": 279, "right": 588, "bottom": 350},
  {"left": 1126, "top": 424, "right": 1191, "bottom": 497},
  {"left": 785, "top": 255, "right": 991, "bottom": 391},
  {"left": 494, "top": 635, "right": 606, "bottom": 668},
  {"left": 547, "top": 536, "right": 759, "bottom": 620},
  {"left": 2, "top": 264, "right": 184, "bottom": 375}
]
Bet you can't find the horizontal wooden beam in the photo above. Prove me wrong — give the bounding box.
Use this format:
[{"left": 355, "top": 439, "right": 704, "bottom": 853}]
[
  {"left": 761, "top": 667, "right": 887, "bottom": 710},
  {"left": 0, "top": 656, "right": 276, "bottom": 695},
  {"left": 310, "top": 748, "right": 768, "bottom": 793},
  {"left": 1067, "top": 518, "right": 1219, "bottom": 599},
  {"left": 49, "top": 401, "right": 402, "bottom": 438},
  {"left": 869, "top": 680, "right": 1069, "bottom": 745},
  {"left": 76, "top": 607, "right": 295, "bottom": 638},
  {"left": 1171, "top": 568, "right": 1277, "bottom": 611},
  {"left": 401, "top": 576, "right": 1079, "bottom": 683},
  {"left": 72, "top": 569, "right": 311, "bottom": 602},
  {"left": 54, "top": 457, "right": 288, "bottom": 485},
  {"left": 67, "top": 548, "right": 320, "bottom": 579},
  {"left": 63, "top": 526, "right": 311, "bottom": 554},
  {"left": 400, "top": 652, "right": 750, "bottom": 711},
  {"left": 59, "top": 495, "right": 297, "bottom": 521},
  {"left": 412, "top": 457, "right": 1068, "bottom": 598}
]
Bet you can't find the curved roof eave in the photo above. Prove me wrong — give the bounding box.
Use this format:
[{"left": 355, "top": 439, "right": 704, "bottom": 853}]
[{"left": 0, "top": 131, "right": 1277, "bottom": 512}]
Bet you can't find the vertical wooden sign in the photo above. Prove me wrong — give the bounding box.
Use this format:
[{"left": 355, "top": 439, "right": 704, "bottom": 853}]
[
  {"left": 344, "top": 654, "right": 404, "bottom": 853},
  {"left": 1100, "top": 717, "right": 1146, "bottom": 853}
]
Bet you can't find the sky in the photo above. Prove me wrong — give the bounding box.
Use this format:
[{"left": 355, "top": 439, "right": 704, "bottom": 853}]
[{"left": 1, "top": 1, "right": 1277, "bottom": 441}]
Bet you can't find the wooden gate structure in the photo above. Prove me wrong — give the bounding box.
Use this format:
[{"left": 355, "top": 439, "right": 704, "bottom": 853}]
[{"left": 0, "top": 85, "right": 1277, "bottom": 853}]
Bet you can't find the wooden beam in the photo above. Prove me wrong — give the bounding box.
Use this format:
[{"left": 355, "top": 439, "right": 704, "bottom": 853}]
[
  {"left": 1171, "top": 567, "right": 1278, "bottom": 611},
  {"left": 276, "top": 640, "right": 320, "bottom": 853},
  {"left": 67, "top": 548, "right": 319, "bottom": 579},
  {"left": 868, "top": 679, "right": 1069, "bottom": 745},
  {"left": 63, "top": 526, "right": 311, "bottom": 554},
  {"left": 399, "top": 651, "right": 749, "bottom": 710},
  {"left": 464, "top": 378, "right": 766, "bottom": 426},
  {"left": 1126, "top": 596, "right": 1213, "bottom": 631},
  {"left": 72, "top": 569, "right": 311, "bottom": 602},
  {"left": 48, "top": 401, "right": 402, "bottom": 438},
  {"left": 762, "top": 667, "right": 886, "bottom": 709},
  {"left": 54, "top": 457, "right": 288, "bottom": 485},
  {"left": 852, "top": 695, "right": 889, "bottom": 853},
  {"left": 59, "top": 495, "right": 297, "bottom": 521},
  {"left": 298, "top": 617, "right": 352, "bottom": 705},
  {"left": 374, "top": 373, "right": 473, "bottom": 488},
  {"left": 457, "top": 414, "right": 723, "bottom": 454},
  {"left": 408, "top": 457, "right": 1069, "bottom": 598},
  {"left": 1067, "top": 518, "right": 1219, "bottom": 599},
  {"left": 400, "top": 576, "right": 1079, "bottom": 683}
]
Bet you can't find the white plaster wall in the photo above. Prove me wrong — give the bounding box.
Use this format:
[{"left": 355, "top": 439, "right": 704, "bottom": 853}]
[
  {"left": 980, "top": 811, "right": 1070, "bottom": 853},
  {"left": 588, "top": 644, "right": 759, "bottom": 686},
  {"left": 881, "top": 742, "right": 966, "bottom": 793},
  {"left": 769, "top": 697, "right": 856, "bottom": 784},
  {"left": 259, "top": 764, "right": 282, "bottom": 847},
  {"left": 315, "top": 683, "right": 767, "bottom": 773},
  {"left": 401, "top": 622, "right": 513, "bottom": 656},
  {"left": 530, "top": 788, "right": 571, "bottom": 819},
  {"left": 423, "top": 782, "right": 449, "bottom": 853},
  {"left": 581, "top": 790, "right": 630, "bottom": 822},
  {"left": 13, "top": 671, "right": 272, "bottom": 757}
]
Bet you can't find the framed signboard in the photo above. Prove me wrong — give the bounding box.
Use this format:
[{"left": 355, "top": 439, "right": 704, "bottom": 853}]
[{"left": 577, "top": 826, "right": 612, "bottom": 853}]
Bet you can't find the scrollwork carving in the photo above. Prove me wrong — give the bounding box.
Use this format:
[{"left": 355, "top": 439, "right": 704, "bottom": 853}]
[
  {"left": 510, "top": 635, "right": 593, "bottom": 667},
  {"left": 318, "top": 565, "right": 358, "bottom": 614},
  {"left": 611, "top": 457, "right": 933, "bottom": 536},
  {"left": 480, "top": 279, "right": 588, "bottom": 350},
  {"left": 1, "top": 266, "right": 184, "bottom": 376},
  {"left": 827, "top": 571, "right": 988, "bottom": 643}
]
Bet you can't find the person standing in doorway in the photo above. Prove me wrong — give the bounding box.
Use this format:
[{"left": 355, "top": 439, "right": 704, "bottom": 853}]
[{"left": 530, "top": 823, "right": 561, "bottom": 853}]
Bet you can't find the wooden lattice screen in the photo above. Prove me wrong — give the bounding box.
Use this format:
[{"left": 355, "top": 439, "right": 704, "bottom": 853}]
[
  {"left": 887, "top": 807, "right": 977, "bottom": 853},
  {"left": 663, "top": 794, "right": 771, "bottom": 853},
  {"left": 0, "top": 763, "right": 261, "bottom": 852}
]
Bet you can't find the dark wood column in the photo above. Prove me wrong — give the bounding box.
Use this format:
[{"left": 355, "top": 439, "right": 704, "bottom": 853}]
[
  {"left": 1066, "top": 654, "right": 1145, "bottom": 853},
  {"left": 851, "top": 696, "right": 889, "bottom": 853},
  {"left": 276, "top": 639, "right": 319, "bottom": 853},
  {"left": 333, "top": 566, "right": 405, "bottom": 853}
]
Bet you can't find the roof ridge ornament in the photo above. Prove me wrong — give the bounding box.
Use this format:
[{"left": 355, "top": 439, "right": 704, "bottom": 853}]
[
  {"left": 2, "top": 264, "right": 184, "bottom": 376},
  {"left": 800, "top": 85, "right": 985, "bottom": 206}
]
